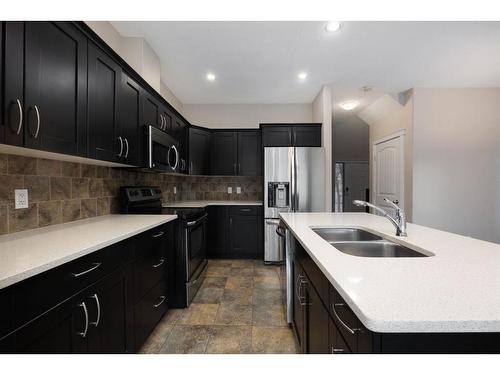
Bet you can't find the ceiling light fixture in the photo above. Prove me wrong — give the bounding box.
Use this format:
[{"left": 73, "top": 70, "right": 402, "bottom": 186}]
[
  {"left": 297, "top": 72, "right": 308, "bottom": 81},
  {"left": 340, "top": 100, "right": 359, "bottom": 111},
  {"left": 206, "top": 72, "right": 216, "bottom": 81},
  {"left": 325, "top": 21, "right": 342, "bottom": 33}
]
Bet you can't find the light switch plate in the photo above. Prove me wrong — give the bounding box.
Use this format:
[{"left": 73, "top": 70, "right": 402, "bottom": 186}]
[
  {"left": 15, "top": 189, "right": 29, "bottom": 209},
  {"left": 236, "top": 187, "right": 241, "bottom": 194},
  {"left": 227, "top": 187, "right": 232, "bottom": 194}
]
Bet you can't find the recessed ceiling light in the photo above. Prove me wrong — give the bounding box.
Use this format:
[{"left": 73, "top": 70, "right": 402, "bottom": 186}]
[
  {"left": 325, "top": 21, "right": 342, "bottom": 33},
  {"left": 297, "top": 72, "right": 308, "bottom": 81},
  {"left": 340, "top": 100, "right": 359, "bottom": 111},
  {"left": 206, "top": 73, "right": 216, "bottom": 81}
]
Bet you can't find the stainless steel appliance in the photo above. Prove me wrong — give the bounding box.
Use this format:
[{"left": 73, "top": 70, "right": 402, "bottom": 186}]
[
  {"left": 163, "top": 207, "right": 208, "bottom": 307},
  {"left": 263, "top": 147, "right": 325, "bottom": 323},
  {"left": 146, "top": 125, "right": 180, "bottom": 173}
]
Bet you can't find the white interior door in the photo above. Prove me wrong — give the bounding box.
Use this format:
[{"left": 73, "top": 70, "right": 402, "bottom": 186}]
[{"left": 373, "top": 133, "right": 404, "bottom": 217}]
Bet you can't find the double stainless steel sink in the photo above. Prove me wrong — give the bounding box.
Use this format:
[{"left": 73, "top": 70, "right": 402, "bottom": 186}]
[{"left": 312, "top": 228, "right": 430, "bottom": 258}]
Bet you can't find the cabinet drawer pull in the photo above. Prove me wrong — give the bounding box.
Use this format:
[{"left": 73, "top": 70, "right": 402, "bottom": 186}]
[
  {"left": 77, "top": 302, "right": 89, "bottom": 337},
  {"left": 117, "top": 136, "right": 124, "bottom": 157},
  {"left": 15, "top": 99, "right": 23, "bottom": 135},
  {"left": 332, "top": 302, "right": 357, "bottom": 335},
  {"left": 124, "top": 137, "right": 129, "bottom": 158},
  {"left": 152, "top": 231, "right": 165, "bottom": 238},
  {"left": 240, "top": 208, "right": 251, "bottom": 212},
  {"left": 152, "top": 259, "right": 165, "bottom": 268},
  {"left": 71, "top": 262, "right": 102, "bottom": 278},
  {"left": 89, "top": 294, "right": 101, "bottom": 327},
  {"left": 33, "top": 105, "right": 41, "bottom": 139},
  {"left": 331, "top": 347, "right": 344, "bottom": 353},
  {"left": 153, "top": 295, "right": 166, "bottom": 308}
]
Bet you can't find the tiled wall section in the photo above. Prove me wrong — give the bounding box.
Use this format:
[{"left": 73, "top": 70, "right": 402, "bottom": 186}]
[{"left": 0, "top": 153, "right": 262, "bottom": 235}]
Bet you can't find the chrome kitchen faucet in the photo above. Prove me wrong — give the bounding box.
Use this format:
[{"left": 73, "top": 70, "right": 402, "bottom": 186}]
[{"left": 353, "top": 198, "right": 407, "bottom": 237}]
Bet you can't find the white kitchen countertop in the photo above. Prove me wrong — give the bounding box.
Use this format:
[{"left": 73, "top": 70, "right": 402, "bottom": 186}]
[
  {"left": 163, "top": 200, "right": 263, "bottom": 208},
  {"left": 279, "top": 212, "right": 500, "bottom": 333},
  {"left": 0, "top": 214, "right": 177, "bottom": 290}
]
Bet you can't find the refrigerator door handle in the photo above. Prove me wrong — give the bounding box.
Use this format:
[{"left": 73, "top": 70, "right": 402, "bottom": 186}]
[{"left": 290, "top": 148, "right": 295, "bottom": 212}]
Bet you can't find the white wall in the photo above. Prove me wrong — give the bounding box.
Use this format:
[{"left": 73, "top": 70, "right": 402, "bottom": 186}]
[
  {"left": 313, "top": 86, "right": 333, "bottom": 211},
  {"left": 182, "top": 104, "right": 312, "bottom": 128},
  {"left": 412, "top": 88, "right": 500, "bottom": 243}
]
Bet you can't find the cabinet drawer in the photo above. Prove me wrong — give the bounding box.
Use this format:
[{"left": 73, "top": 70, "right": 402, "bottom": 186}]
[
  {"left": 134, "top": 225, "right": 168, "bottom": 257},
  {"left": 132, "top": 243, "right": 166, "bottom": 302},
  {"left": 294, "top": 240, "right": 329, "bottom": 305},
  {"left": 13, "top": 240, "right": 132, "bottom": 329},
  {"left": 133, "top": 280, "right": 168, "bottom": 351},
  {"left": 229, "top": 206, "right": 261, "bottom": 216}
]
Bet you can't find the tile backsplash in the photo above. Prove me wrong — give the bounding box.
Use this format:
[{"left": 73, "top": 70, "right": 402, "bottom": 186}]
[{"left": 0, "top": 153, "right": 262, "bottom": 235}]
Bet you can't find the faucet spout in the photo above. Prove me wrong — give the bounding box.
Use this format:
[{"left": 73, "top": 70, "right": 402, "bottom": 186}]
[{"left": 352, "top": 199, "right": 407, "bottom": 237}]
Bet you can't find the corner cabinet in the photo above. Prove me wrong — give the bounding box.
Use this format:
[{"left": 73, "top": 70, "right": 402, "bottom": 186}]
[
  {"left": 261, "top": 124, "right": 322, "bottom": 147},
  {"left": 188, "top": 127, "right": 211, "bottom": 175}
]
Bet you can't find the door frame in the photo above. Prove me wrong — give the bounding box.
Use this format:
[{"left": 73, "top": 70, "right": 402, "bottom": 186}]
[{"left": 372, "top": 129, "right": 405, "bottom": 211}]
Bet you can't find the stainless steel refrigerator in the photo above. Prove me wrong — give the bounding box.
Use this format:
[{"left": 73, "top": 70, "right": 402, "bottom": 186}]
[{"left": 264, "top": 147, "right": 325, "bottom": 263}]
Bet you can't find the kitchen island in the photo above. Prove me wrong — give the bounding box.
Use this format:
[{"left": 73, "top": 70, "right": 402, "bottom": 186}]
[{"left": 279, "top": 212, "right": 500, "bottom": 353}]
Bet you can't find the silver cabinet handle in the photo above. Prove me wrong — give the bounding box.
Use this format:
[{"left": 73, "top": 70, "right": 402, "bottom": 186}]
[
  {"left": 152, "top": 231, "right": 164, "bottom": 238},
  {"left": 332, "top": 302, "right": 356, "bottom": 335},
  {"left": 160, "top": 115, "right": 163, "bottom": 130},
  {"left": 71, "top": 262, "right": 102, "bottom": 278},
  {"left": 124, "top": 137, "right": 129, "bottom": 158},
  {"left": 89, "top": 294, "right": 101, "bottom": 327},
  {"left": 153, "top": 296, "right": 166, "bottom": 308},
  {"left": 152, "top": 259, "right": 165, "bottom": 268},
  {"left": 189, "top": 161, "right": 193, "bottom": 174},
  {"left": 298, "top": 276, "right": 308, "bottom": 306},
  {"left": 33, "top": 105, "right": 40, "bottom": 139},
  {"left": 117, "top": 136, "right": 123, "bottom": 157},
  {"left": 15, "top": 99, "right": 23, "bottom": 135},
  {"left": 77, "top": 302, "right": 89, "bottom": 337},
  {"left": 331, "top": 347, "right": 345, "bottom": 353}
]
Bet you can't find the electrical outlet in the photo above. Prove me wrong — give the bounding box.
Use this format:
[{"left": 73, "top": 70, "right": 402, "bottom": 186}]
[
  {"left": 236, "top": 187, "right": 241, "bottom": 194},
  {"left": 15, "top": 189, "right": 29, "bottom": 209},
  {"left": 227, "top": 187, "right": 232, "bottom": 194},
  {"left": 173, "top": 186, "right": 177, "bottom": 195}
]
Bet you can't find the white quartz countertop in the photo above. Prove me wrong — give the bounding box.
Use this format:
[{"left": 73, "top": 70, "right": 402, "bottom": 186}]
[
  {"left": 163, "top": 200, "right": 263, "bottom": 208},
  {"left": 0, "top": 214, "right": 177, "bottom": 290},
  {"left": 279, "top": 212, "right": 500, "bottom": 333}
]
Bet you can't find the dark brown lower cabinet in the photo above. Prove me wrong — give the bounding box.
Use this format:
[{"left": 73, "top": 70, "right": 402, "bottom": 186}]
[{"left": 0, "top": 221, "right": 174, "bottom": 354}]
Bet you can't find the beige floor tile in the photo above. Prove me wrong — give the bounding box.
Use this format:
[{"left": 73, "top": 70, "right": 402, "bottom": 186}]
[
  {"left": 225, "top": 276, "right": 253, "bottom": 290},
  {"left": 160, "top": 325, "right": 212, "bottom": 354},
  {"left": 254, "top": 275, "right": 281, "bottom": 289},
  {"left": 192, "top": 287, "right": 224, "bottom": 304},
  {"left": 254, "top": 266, "right": 280, "bottom": 277},
  {"left": 205, "top": 266, "right": 231, "bottom": 277},
  {"left": 231, "top": 259, "right": 255, "bottom": 268},
  {"left": 161, "top": 308, "right": 185, "bottom": 325},
  {"left": 252, "top": 289, "right": 284, "bottom": 305},
  {"left": 252, "top": 326, "right": 298, "bottom": 353},
  {"left": 229, "top": 267, "right": 254, "bottom": 276},
  {"left": 215, "top": 303, "right": 253, "bottom": 325},
  {"left": 202, "top": 277, "right": 227, "bottom": 288},
  {"left": 252, "top": 304, "right": 288, "bottom": 327},
  {"left": 139, "top": 322, "right": 174, "bottom": 354},
  {"left": 206, "top": 326, "right": 252, "bottom": 354},
  {"left": 178, "top": 303, "right": 219, "bottom": 325},
  {"left": 208, "top": 259, "right": 233, "bottom": 267},
  {"left": 221, "top": 288, "right": 253, "bottom": 305}
]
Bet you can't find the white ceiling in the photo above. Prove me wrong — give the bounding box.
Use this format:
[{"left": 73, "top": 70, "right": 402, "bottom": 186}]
[{"left": 111, "top": 21, "right": 500, "bottom": 104}]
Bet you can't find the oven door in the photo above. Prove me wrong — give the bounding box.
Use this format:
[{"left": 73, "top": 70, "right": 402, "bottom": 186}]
[
  {"left": 147, "top": 126, "right": 179, "bottom": 172},
  {"left": 184, "top": 213, "right": 208, "bottom": 303}
]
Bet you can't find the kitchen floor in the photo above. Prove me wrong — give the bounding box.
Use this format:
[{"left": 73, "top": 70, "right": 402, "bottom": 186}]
[{"left": 139, "top": 259, "right": 298, "bottom": 354}]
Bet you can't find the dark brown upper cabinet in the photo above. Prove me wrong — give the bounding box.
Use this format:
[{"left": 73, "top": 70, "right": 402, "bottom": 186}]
[
  {"left": 188, "top": 127, "right": 211, "bottom": 175},
  {"left": 143, "top": 92, "right": 160, "bottom": 131},
  {"left": 261, "top": 123, "right": 322, "bottom": 147},
  {"left": 88, "top": 42, "right": 121, "bottom": 162},
  {"left": 23, "top": 22, "right": 88, "bottom": 156},
  {"left": 211, "top": 130, "right": 262, "bottom": 176},
  {"left": 119, "top": 73, "right": 142, "bottom": 165},
  {"left": 211, "top": 131, "right": 238, "bottom": 175}
]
